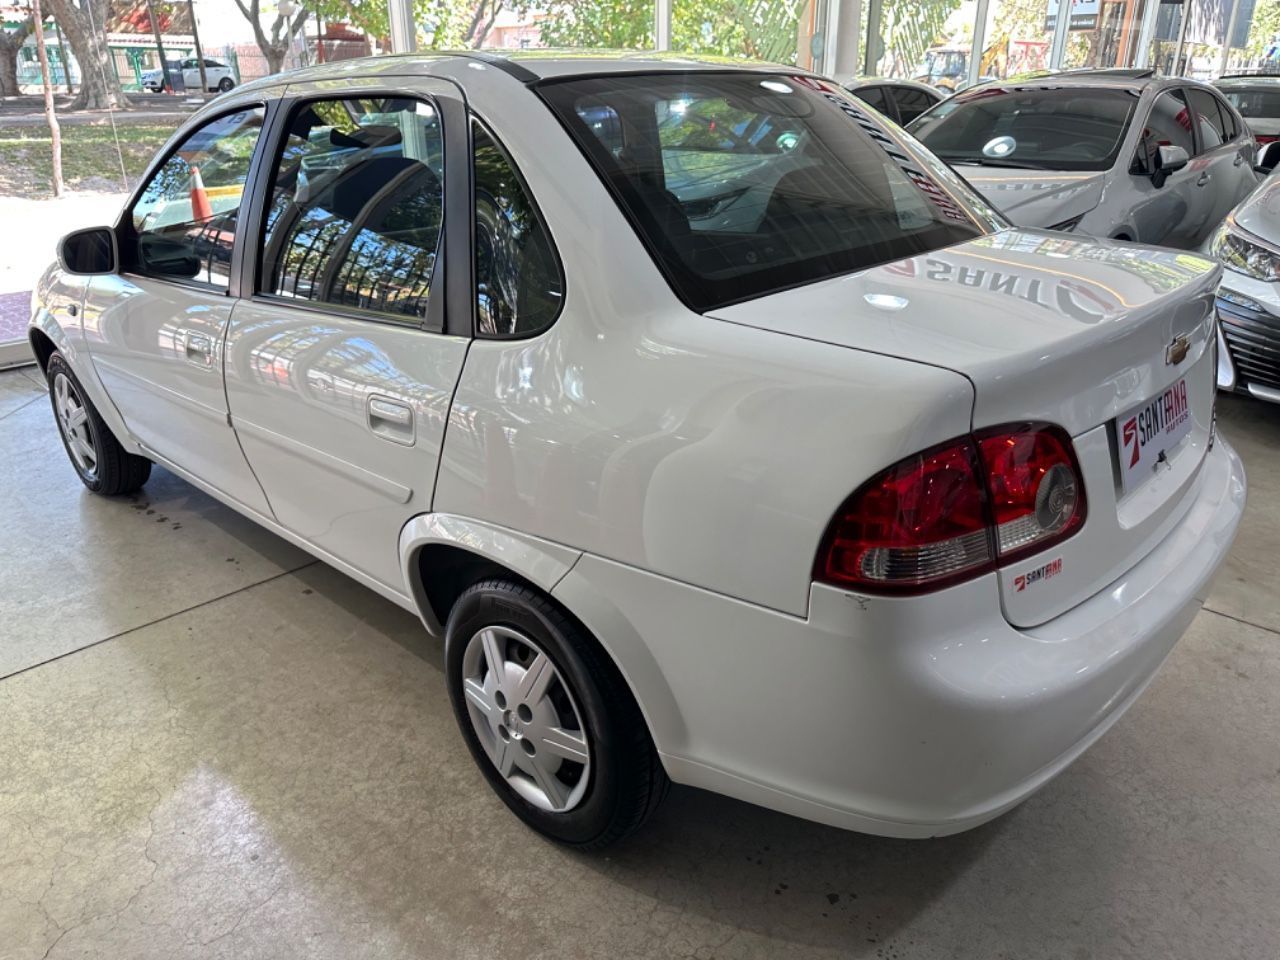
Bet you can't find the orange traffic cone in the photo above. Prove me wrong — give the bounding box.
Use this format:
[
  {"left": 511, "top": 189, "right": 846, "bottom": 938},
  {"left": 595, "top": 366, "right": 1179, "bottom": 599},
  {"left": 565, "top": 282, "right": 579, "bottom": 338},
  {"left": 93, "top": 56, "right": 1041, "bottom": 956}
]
[{"left": 190, "top": 165, "right": 213, "bottom": 222}]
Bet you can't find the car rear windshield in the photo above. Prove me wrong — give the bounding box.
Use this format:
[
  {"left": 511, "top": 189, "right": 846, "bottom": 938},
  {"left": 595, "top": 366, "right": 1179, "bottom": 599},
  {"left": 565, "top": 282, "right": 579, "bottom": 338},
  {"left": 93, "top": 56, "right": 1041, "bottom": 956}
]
[
  {"left": 538, "top": 73, "right": 990, "bottom": 312},
  {"left": 908, "top": 87, "right": 1138, "bottom": 172},
  {"left": 1219, "top": 86, "right": 1280, "bottom": 120}
]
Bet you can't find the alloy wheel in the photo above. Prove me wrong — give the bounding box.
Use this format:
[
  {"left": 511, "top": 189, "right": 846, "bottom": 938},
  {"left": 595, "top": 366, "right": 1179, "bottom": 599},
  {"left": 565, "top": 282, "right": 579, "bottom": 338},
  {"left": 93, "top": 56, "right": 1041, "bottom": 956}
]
[
  {"left": 460, "top": 624, "right": 591, "bottom": 813},
  {"left": 53, "top": 372, "right": 97, "bottom": 479}
]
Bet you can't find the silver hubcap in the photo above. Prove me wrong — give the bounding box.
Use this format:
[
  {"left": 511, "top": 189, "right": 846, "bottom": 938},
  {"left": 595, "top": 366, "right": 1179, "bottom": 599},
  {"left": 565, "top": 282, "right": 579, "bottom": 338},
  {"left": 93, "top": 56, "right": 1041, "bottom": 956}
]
[
  {"left": 461, "top": 625, "right": 591, "bottom": 813},
  {"left": 53, "top": 372, "right": 97, "bottom": 478}
]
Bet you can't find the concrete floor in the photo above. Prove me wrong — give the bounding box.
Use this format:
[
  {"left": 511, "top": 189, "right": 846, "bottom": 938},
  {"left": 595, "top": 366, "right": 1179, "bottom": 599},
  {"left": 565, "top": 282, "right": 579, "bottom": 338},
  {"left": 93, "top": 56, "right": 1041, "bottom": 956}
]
[{"left": 1, "top": 365, "right": 1278, "bottom": 960}]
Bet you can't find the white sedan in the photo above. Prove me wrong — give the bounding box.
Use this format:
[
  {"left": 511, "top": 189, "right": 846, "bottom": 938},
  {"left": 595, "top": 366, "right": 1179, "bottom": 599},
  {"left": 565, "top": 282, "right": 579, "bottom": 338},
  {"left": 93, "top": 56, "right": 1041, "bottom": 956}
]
[
  {"left": 29, "top": 52, "right": 1245, "bottom": 847},
  {"left": 142, "top": 57, "right": 235, "bottom": 93}
]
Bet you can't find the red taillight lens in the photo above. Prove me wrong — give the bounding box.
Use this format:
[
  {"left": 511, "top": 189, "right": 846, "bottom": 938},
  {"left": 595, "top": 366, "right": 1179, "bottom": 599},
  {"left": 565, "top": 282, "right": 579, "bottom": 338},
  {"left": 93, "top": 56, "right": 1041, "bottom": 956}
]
[
  {"left": 1256, "top": 135, "right": 1278, "bottom": 145},
  {"left": 815, "top": 424, "right": 1086, "bottom": 594},
  {"left": 816, "top": 440, "right": 994, "bottom": 593},
  {"left": 977, "top": 424, "right": 1086, "bottom": 562}
]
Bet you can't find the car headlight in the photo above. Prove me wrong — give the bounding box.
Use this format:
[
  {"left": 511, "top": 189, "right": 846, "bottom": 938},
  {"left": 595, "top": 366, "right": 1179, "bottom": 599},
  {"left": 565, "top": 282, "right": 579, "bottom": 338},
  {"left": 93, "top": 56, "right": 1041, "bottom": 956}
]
[{"left": 1209, "top": 222, "right": 1280, "bottom": 282}]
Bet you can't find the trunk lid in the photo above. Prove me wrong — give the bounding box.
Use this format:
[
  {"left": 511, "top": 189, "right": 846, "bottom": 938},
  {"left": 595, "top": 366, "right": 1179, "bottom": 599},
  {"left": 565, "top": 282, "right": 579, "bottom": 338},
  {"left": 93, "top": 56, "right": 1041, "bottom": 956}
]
[{"left": 711, "top": 229, "right": 1222, "bottom": 627}]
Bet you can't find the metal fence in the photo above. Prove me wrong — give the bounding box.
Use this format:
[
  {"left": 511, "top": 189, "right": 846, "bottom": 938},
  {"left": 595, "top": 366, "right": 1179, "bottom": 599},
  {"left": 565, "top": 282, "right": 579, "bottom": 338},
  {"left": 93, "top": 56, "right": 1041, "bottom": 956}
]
[{"left": 15, "top": 37, "right": 371, "bottom": 94}]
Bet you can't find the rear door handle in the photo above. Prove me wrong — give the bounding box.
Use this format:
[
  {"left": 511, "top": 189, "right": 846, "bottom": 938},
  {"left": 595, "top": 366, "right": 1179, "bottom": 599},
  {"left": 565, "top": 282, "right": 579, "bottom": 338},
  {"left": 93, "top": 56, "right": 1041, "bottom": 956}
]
[
  {"left": 1233, "top": 154, "right": 1246, "bottom": 166},
  {"left": 367, "top": 395, "right": 415, "bottom": 445},
  {"left": 184, "top": 331, "right": 214, "bottom": 367}
]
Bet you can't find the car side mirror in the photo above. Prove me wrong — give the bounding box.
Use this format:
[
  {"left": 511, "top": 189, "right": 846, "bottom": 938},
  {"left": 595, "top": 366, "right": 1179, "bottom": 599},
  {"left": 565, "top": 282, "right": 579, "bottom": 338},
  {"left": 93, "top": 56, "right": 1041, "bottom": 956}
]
[
  {"left": 1256, "top": 141, "right": 1280, "bottom": 175},
  {"left": 1154, "top": 144, "right": 1189, "bottom": 184},
  {"left": 57, "top": 226, "right": 117, "bottom": 275}
]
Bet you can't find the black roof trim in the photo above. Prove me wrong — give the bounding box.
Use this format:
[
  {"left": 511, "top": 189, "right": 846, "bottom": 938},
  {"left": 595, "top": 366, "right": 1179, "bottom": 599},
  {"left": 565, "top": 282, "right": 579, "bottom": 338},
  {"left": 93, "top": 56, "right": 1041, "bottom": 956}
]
[{"left": 460, "top": 51, "right": 540, "bottom": 84}]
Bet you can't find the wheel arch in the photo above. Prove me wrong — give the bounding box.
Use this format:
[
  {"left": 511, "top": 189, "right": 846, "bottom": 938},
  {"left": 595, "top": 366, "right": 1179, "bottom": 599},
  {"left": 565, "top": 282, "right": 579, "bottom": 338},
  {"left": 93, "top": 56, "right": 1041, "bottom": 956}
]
[
  {"left": 29, "top": 326, "right": 57, "bottom": 374},
  {"left": 399, "top": 513, "right": 687, "bottom": 756},
  {"left": 399, "top": 514, "right": 583, "bottom": 636}
]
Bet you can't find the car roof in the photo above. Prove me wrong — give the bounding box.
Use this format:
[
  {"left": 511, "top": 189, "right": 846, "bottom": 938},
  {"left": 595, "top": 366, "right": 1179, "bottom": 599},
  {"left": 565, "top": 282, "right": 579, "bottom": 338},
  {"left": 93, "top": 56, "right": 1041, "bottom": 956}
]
[
  {"left": 234, "top": 49, "right": 811, "bottom": 95},
  {"left": 1214, "top": 74, "right": 1280, "bottom": 87},
  {"left": 951, "top": 69, "right": 1228, "bottom": 97}
]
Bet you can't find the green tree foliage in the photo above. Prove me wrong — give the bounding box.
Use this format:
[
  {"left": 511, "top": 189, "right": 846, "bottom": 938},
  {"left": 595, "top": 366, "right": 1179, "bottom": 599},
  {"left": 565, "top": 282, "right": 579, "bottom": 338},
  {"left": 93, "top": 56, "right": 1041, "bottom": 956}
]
[
  {"left": 536, "top": 0, "right": 808, "bottom": 64},
  {"left": 873, "top": 0, "right": 962, "bottom": 75},
  {"left": 1244, "top": 0, "right": 1280, "bottom": 58}
]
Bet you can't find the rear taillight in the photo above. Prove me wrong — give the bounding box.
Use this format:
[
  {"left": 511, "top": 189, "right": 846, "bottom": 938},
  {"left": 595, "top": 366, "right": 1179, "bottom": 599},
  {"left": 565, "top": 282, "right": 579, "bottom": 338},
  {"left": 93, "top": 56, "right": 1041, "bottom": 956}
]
[
  {"left": 1256, "top": 135, "right": 1278, "bottom": 145},
  {"left": 815, "top": 423, "right": 1086, "bottom": 594}
]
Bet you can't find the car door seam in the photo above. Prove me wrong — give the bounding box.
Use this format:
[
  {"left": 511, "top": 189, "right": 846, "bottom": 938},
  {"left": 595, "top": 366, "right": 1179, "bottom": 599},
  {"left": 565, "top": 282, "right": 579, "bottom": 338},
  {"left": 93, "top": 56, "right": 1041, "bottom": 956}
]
[{"left": 430, "top": 335, "right": 473, "bottom": 514}]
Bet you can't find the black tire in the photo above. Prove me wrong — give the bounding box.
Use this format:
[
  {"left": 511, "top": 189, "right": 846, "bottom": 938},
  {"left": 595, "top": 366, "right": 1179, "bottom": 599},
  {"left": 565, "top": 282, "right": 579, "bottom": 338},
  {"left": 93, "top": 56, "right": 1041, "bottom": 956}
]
[
  {"left": 46, "top": 352, "right": 151, "bottom": 496},
  {"left": 445, "top": 579, "right": 669, "bottom": 848},
  {"left": 217, "top": 77, "right": 234, "bottom": 92}
]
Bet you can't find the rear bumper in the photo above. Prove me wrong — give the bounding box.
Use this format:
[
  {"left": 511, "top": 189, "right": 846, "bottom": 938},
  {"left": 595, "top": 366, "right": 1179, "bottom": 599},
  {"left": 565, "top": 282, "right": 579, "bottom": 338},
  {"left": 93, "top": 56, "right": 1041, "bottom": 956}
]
[{"left": 559, "top": 437, "right": 1245, "bottom": 837}]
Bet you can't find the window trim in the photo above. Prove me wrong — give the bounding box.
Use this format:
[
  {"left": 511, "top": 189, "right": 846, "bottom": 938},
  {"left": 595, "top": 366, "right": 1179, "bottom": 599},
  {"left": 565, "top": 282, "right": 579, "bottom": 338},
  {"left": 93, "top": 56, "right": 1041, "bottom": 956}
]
[
  {"left": 468, "top": 112, "right": 567, "bottom": 341},
  {"left": 248, "top": 91, "right": 452, "bottom": 333},
  {"left": 117, "top": 98, "right": 274, "bottom": 298}
]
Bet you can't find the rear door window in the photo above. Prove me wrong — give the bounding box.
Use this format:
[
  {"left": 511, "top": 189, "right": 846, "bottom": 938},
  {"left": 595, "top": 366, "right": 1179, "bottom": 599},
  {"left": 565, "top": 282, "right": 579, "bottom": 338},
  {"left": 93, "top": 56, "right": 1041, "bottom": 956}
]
[
  {"left": 890, "top": 86, "right": 935, "bottom": 124},
  {"left": 540, "top": 73, "right": 990, "bottom": 312},
  {"left": 257, "top": 96, "right": 445, "bottom": 326},
  {"left": 851, "top": 85, "right": 891, "bottom": 116},
  {"left": 1187, "top": 88, "right": 1228, "bottom": 151}
]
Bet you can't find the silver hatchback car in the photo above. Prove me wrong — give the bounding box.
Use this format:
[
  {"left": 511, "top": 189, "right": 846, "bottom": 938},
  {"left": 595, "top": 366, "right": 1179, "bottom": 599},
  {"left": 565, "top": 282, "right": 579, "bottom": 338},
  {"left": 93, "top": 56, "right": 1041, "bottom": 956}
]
[{"left": 909, "top": 70, "right": 1260, "bottom": 247}]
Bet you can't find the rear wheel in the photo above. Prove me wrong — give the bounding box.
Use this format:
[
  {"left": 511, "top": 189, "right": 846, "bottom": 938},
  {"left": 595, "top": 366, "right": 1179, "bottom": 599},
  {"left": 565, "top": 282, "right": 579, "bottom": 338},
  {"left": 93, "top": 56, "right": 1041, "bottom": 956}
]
[
  {"left": 445, "top": 579, "right": 668, "bottom": 848},
  {"left": 46, "top": 352, "right": 151, "bottom": 496},
  {"left": 217, "top": 77, "right": 234, "bottom": 92}
]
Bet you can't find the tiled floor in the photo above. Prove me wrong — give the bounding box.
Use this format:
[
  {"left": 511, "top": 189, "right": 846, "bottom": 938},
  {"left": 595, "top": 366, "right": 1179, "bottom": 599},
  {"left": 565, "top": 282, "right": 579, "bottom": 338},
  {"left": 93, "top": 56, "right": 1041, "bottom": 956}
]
[{"left": 1, "top": 366, "right": 1278, "bottom": 959}]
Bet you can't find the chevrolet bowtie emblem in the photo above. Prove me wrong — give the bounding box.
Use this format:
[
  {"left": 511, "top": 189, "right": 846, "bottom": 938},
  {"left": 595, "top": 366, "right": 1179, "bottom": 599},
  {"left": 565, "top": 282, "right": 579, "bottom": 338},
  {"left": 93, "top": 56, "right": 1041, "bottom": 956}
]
[{"left": 1166, "top": 334, "right": 1190, "bottom": 366}]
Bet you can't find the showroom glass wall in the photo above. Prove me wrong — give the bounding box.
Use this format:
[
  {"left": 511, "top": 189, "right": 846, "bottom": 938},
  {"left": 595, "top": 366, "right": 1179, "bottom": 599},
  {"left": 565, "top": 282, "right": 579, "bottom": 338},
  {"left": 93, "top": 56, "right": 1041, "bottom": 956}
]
[{"left": 838, "top": 0, "right": 1275, "bottom": 89}]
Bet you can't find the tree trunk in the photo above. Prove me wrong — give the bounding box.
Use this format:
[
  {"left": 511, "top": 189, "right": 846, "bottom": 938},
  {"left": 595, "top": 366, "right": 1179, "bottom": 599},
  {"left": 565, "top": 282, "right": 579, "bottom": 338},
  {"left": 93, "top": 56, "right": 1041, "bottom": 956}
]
[
  {"left": 42, "top": 0, "right": 123, "bottom": 109},
  {"left": 32, "top": 0, "right": 63, "bottom": 196},
  {"left": 0, "top": 13, "right": 35, "bottom": 98}
]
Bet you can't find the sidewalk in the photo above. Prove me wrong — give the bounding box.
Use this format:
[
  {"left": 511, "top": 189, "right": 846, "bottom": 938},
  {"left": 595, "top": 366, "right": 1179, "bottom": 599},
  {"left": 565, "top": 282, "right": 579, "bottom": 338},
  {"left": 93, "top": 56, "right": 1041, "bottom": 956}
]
[
  {"left": 0, "top": 192, "right": 127, "bottom": 342},
  {"left": 0, "top": 92, "right": 206, "bottom": 125}
]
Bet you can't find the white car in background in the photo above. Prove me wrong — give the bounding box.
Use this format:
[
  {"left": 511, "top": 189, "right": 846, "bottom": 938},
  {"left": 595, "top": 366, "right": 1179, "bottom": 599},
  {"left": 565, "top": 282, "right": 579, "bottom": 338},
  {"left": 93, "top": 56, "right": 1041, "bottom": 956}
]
[
  {"left": 909, "top": 70, "right": 1259, "bottom": 247},
  {"left": 29, "top": 53, "right": 1245, "bottom": 848},
  {"left": 1207, "top": 145, "right": 1280, "bottom": 402},
  {"left": 142, "top": 57, "right": 235, "bottom": 94},
  {"left": 1214, "top": 74, "right": 1280, "bottom": 147}
]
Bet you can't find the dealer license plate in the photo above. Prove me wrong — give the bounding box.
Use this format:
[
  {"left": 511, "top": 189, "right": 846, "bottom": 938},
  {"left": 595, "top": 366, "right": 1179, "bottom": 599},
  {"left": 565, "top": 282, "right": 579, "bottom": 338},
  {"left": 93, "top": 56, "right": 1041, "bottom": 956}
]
[{"left": 1117, "top": 377, "right": 1192, "bottom": 493}]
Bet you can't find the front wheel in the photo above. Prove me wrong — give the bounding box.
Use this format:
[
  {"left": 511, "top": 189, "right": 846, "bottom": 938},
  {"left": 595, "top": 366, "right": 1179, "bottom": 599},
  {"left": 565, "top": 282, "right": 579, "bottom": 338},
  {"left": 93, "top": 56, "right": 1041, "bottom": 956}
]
[
  {"left": 445, "top": 579, "right": 668, "bottom": 848},
  {"left": 46, "top": 352, "right": 151, "bottom": 496}
]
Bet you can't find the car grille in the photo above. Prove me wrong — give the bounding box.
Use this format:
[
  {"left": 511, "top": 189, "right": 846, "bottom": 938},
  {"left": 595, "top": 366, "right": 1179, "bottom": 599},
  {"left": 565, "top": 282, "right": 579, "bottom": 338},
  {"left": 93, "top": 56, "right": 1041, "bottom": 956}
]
[{"left": 1218, "top": 295, "right": 1280, "bottom": 391}]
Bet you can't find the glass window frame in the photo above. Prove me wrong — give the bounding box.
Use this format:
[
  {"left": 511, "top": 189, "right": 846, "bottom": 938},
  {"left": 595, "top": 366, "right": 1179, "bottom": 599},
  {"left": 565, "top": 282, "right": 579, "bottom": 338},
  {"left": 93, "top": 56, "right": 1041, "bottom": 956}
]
[
  {"left": 1186, "top": 87, "right": 1233, "bottom": 154},
  {"left": 119, "top": 100, "right": 271, "bottom": 295},
  {"left": 250, "top": 92, "right": 450, "bottom": 332},
  {"left": 468, "top": 112, "right": 566, "bottom": 342},
  {"left": 1131, "top": 87, "right": 1198, "bottom": 174}
]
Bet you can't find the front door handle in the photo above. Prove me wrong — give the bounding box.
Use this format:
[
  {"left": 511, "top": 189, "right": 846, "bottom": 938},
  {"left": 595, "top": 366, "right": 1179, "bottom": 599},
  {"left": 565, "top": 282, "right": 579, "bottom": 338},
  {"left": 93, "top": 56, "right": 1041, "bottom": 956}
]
[
  {"left": 367, "top": 395, "right": 415, "bottom": 445},
  {"left": 184, "top": 331, "right": 214, "bottom": 367},
  {"left": 1196, "top": 172, "right": 1210, "bottom": 187}
]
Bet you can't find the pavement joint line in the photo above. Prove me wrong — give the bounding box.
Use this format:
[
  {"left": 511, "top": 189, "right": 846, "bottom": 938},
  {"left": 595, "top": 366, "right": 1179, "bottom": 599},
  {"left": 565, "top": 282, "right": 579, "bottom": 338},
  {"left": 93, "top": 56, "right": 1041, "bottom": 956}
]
[
  {"left": 0, "top": 559, "right": 322, "bottom": 685},
  {"left": 0, "top": 393, "right": 45, "bottom": 422},
  {"left": 1201, "top": 604, "right": 1280, "bottom": 638}
]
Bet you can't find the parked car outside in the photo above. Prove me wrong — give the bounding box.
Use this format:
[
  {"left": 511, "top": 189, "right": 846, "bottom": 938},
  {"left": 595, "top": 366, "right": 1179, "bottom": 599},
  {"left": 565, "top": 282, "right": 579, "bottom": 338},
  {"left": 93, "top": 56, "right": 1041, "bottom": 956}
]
[
  {"left": 30, "top": 53, "right": 1245, "bottom": 848},
  {"left": 908, "top": 70, "right": 1259, "bottom": 248},
  {"left": 1204, "top": 150, "right": 1280, "bottom": 402},
  {"left": 1214, "top": 74, "right": 1280, "bottom": 146},
  {"left": 839, "top": 76, "right": 944, "bottom": 125},
  {"left": 142, "top": 57, "right": 236, "bottom": 93}
]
